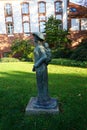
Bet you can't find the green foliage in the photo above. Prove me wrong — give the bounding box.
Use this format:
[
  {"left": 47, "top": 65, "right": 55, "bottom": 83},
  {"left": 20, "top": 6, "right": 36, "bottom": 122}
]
[
  {"left": 0, "top": 57, "right": 20, "bottom": 62},
  {"left": 51, "top": 58, "right": 87, "bottom": 68},
  {"left": 52, "top": 47, "right": 71, "bottom": 59},
  {"left": 11, "top": 39, "right": 34, "bottom": 61},
  {"left": 44, "top": 15, "right": 70, "bottom": 48},
  {"left": 70, "top": 39, "right": 87, "bottom": 61},
  {"left": 44, "top": 15, "right": 71, "bottom": 59}
]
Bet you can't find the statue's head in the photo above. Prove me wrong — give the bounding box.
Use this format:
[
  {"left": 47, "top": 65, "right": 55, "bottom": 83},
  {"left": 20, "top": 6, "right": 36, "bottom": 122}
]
[{"left": 44, "top": 42, "right": 49, "bottom": 48}]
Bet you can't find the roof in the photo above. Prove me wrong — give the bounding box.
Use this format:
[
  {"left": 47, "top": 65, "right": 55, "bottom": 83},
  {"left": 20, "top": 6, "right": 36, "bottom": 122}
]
[{"left": 70, "top": 0, "right": 87, "bottom": 7}]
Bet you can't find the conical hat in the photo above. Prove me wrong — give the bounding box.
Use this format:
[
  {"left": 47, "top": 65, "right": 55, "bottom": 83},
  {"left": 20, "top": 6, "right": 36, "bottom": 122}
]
[{"left": 32, "top": 32, "right": 45, "bottom": 40}]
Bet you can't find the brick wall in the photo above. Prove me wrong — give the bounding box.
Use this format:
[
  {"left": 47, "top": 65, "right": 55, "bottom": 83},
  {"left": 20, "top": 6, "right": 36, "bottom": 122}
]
[
  {"left": 0, "top": 33, "right": 32, "bottom": 58},
  {"left": 68, "top": 2, "right": 87, "bottom": 47}
]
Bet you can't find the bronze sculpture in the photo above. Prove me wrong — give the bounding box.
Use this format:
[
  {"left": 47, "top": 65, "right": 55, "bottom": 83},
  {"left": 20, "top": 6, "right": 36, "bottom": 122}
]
[{"left": 32, "top": 32, "right": 57, "bottom": 109}]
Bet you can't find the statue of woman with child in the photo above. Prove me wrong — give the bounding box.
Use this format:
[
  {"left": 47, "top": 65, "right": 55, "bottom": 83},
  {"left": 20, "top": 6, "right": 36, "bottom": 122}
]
[{"left": 32, "top": 32, "right": 57, "bottom": 109}]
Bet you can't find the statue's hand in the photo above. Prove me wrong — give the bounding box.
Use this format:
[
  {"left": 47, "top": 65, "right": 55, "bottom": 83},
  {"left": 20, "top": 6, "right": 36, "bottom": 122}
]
[{"left": 32, "top": 65, "right": 36, "bottom": 72}]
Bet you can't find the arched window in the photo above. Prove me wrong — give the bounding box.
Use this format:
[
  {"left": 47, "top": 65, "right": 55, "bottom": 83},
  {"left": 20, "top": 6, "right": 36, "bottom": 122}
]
[
  {"left": 5, "top": 3, "right": 12, "bottom": 16},
  {"left": 38, "top": 2, "right": 46, "bottom": 14},
  {"left": 55, "top": 1, "right": 62, "bottom": 13},
  {"left": 22, "top": 3, "right": 29, "bottom": 14}
]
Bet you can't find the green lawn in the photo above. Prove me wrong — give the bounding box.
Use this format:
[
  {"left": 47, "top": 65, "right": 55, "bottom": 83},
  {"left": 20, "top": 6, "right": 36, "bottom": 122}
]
[{"left": 0, "top": 62, "right": 87, "bottom": 130}]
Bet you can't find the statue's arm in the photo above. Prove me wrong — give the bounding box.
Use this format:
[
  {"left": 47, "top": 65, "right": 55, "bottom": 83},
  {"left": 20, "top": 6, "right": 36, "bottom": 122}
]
[
  {"left": 34, "top": 55, "right": 47, "bottom": 68},
  {"left": 34, "top": 46, "right": 47, "bottom": 68}
]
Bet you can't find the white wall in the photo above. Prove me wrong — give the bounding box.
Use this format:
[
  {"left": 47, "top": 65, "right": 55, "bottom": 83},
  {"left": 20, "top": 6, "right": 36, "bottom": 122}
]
[
  {"left": 0, "top": 3, "right": 6, "bottom": 34},
  {"left": 30, "top": 0, "right": 39, "bottom": 32},
  {"left": 12, "top": 2, "right": 23, "bottom": 33},
  {"left": 46, "top": 0, "right": 54, "bottom": 20},
  {"left": 63, "top": 0, "right": 67, "bottom": 30}
]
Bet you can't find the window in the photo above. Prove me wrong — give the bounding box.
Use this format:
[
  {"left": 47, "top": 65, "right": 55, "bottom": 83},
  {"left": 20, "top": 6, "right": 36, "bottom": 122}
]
[
  {"left": 6, "top": 23, "right": 13, "bottom": 34},
  {"left": 56, "top": 14, "right": 62, "bottom": 20},
  {"left": 71, "top": 19, "right": 80, "bottom": 31},
  {"left": 70, "top": 8, "right": 77, "bottom": 12},
  {"left": 39, "top": 21, "right": 45, "bottom": 32},
  {"left": 22, "top": 3, "right": 29, "bottom": 14},
  {"left": 58, "top": 23, "right": 62, "bottom": 30},
  {"left": 38, "top": 2, "right": 46, "bottom": 13},
  {"left": 23, "top": 22, "right": 30, "bottom": 34},
  {"left": 54, "top": 1, "right": 63, "bottom": 30},
  {"left": 38, "top": 2, "right": 46, "bottom": 32},
  {"left": 6, "top": 17, "right": 12, "bottom": 22},
  {"left": 21, "top": 3, "right": 30, "bottom": 34},
  {"left": 55, "top": 1, "right": 62, "bottom": 13},
  {"left": 81, "top": 18, "right": 87, "bottom": 30},
  {"left": 5, "top": 3, "right": 12, "bottom": 15}
]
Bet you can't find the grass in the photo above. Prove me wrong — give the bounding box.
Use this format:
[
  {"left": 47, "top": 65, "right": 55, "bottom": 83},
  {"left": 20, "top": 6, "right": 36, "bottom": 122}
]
[{"left": 0, "top": 62, "right": 87, "bottom": 130}]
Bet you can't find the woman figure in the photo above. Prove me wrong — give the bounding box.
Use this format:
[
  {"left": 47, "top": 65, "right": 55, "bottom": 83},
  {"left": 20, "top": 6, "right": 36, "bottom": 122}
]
[{"left": 32, "top": 32, "right": 57, "bottom": 109}]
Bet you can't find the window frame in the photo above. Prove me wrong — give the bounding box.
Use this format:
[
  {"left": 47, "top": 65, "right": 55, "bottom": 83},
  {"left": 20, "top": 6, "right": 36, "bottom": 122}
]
[
  {"left": 38, "top": 1, "right": 46, "bottom": 14},
  {"left": 21, "top": 2, "right": 29, "bottom": 15},
  {"left": 54, "top": 1, "right": 62, "bottom": 13},
  {"left": 21, "top": 2, "right": 30, "bottom": 35},
  {"left": 38, "top": 1, "right": 46, "bottom": 32},
  {"left": 5, "top": 3, "right": 12, "bottom": 16},
  {"left": 54, "top": 1, "right": 63, "bottom": 29},
  {"left": 70, "top": 18, "right": 80, "bottom": 31},
  {"left": 23, "top": 22, "right": 30, "bottom": 34},
  {"left": 6, "top": 22, "right": 13, "bottom": 35},
  {"left": 39, "top": 21, "right": 46, "bottom": 33},
  {"left": 81, "top": 18, "right": 87, "bottom": 30}
]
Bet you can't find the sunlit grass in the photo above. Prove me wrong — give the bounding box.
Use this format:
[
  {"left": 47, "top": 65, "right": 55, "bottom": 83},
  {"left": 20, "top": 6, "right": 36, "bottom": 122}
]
[{"left": 0, "top": 62, "right": 87, "bottom": 130}]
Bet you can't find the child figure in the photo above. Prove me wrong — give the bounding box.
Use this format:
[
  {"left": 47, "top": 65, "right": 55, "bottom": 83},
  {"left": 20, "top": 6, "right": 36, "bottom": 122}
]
[{"left": 44, "top": 42, "right": 52, "bottom": 65}]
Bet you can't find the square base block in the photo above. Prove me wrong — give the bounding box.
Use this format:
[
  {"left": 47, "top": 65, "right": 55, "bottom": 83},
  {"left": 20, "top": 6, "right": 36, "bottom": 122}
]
[{"left": 25, "top": 97, "right": 59, "bottom": 115}]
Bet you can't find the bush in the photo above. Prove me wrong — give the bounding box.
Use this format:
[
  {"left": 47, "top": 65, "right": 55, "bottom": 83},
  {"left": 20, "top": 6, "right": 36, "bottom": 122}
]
[
  {"left": 51, "top": 58, "right": 87, "bottom": 68},
  {"left": 52, "top": 47, "right": 71, "bottom": 59},
  {"left": 70, "top": 39, "right": 87, "bottom": 61},
  {"left": 0, "top": 57, "right": 20, "bottom": 62},
  {"left": 11, "top": 39, "right": 34, "bottom": 61}
]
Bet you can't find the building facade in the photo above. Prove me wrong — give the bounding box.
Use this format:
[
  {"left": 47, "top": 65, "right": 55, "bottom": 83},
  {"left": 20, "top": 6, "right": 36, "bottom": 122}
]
[
  {"left": 0, "top": 0, "right": 68, "bottom": 58},
  {"left": 0, "top": 0, "right": 87, "bottom": 58},
  {"left": 68, "top": 1, "right": 87, "bottom": 47}
]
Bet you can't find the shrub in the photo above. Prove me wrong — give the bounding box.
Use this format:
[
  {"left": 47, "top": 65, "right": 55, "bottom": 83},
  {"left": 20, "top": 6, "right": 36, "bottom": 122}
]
[
  {"left": 11, "top": 39, "right": 34, "bottom": 61},
  {"left": 70, "top": 39, "right": 87, "bottom": 61},
  {"left": 51, "top": 58, "right": 87, "bottom": 68},
  {"left": 52, "top": 47, "right": 71, "bottom": 59},
  {"left": 0, "top": 57, "right": 20, "bottom": 62}
]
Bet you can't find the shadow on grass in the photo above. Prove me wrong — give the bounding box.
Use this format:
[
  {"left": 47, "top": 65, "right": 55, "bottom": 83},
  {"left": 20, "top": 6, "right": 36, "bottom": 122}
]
[{"left": 0, "top": 71, "right": 87, "bottom": 130}]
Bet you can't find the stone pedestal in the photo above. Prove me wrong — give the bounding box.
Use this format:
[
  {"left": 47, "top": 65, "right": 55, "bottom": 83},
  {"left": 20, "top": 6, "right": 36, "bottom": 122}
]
[{"left": 25, "top": 97, "right": 59, "bottom": 115}]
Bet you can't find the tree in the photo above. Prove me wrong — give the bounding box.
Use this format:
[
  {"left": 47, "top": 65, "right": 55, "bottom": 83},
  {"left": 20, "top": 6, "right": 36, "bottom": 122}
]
[
  {"left": 44, "top": 15, "right": 70, "bottom": 49},
  {"left": 44, "top": 15, "right": 71, "bottom": 58},
  {"left": 11, "top": 39, "right": 34, "bottom": 61}
]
